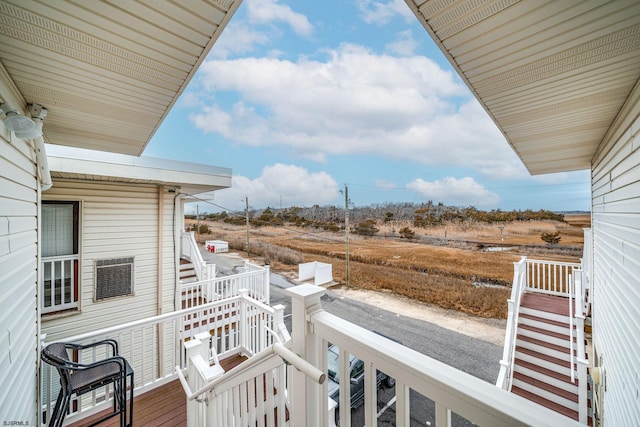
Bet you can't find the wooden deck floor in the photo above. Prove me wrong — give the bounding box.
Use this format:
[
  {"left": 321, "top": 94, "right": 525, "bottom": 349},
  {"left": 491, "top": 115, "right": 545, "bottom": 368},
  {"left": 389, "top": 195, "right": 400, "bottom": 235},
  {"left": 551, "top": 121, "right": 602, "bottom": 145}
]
[{"left": 67, "top": 353, "right": 247, "bottom": 427}]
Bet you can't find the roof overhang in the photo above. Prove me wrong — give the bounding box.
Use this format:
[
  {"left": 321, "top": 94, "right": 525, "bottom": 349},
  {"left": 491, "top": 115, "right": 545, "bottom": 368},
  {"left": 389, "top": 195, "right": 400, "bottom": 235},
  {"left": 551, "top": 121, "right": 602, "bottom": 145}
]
[
  {"left": 47, "top": 144, "right": 231, "bottom": 196},
  {"left": 406, "top": 0, "right": 640, "bottom": 175},
  {"left": 0, "top": 0, "right": 241, "bottom": 156}
]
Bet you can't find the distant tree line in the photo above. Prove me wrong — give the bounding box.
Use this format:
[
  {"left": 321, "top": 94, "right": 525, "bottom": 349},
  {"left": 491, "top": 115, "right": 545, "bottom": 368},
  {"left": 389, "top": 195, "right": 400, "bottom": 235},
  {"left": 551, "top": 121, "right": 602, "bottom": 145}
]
[{"left": 191, "top": 202, "right": 565, "bottom": 238}]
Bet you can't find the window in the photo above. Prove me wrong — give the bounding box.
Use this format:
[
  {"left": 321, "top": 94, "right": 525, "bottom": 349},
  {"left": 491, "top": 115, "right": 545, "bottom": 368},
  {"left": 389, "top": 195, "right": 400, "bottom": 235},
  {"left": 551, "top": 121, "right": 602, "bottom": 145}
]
[
  {"left": 95, "top": 257, "right": 134, "bottom": 300},
  {"left": 42, "top": 201, "right": 79, "bottom": 314}
]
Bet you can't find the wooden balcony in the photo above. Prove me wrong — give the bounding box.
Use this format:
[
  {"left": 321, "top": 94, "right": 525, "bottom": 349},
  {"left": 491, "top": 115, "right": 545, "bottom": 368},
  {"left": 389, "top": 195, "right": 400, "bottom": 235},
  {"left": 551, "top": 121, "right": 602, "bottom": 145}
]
[{"left": 67, "top": 354, "right": 247, "bottom": 427}]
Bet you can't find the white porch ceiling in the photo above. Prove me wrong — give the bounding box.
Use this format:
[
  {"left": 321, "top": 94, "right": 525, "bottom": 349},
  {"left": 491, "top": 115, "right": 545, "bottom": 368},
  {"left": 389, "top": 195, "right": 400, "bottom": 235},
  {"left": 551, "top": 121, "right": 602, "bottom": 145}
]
[
  {"left": 0, "top": 0, "right": 240, "bottom": 156},
  {"left": 406, "top": 0, "right": 640, "bottom": 175}
]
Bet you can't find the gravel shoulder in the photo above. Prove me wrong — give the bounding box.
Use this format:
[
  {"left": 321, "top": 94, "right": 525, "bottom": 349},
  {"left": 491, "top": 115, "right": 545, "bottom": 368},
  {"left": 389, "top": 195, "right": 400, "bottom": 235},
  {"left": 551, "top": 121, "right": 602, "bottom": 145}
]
[{"left": 330, "top": 287, "right": 506, "bottom": 347}]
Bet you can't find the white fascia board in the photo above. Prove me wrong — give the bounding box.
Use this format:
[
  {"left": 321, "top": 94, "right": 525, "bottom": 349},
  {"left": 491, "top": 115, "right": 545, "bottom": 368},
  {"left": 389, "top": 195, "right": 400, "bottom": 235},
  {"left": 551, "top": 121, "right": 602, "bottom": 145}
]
[{"left": 46, "top": 144, "right": 231, "bottom": 194}]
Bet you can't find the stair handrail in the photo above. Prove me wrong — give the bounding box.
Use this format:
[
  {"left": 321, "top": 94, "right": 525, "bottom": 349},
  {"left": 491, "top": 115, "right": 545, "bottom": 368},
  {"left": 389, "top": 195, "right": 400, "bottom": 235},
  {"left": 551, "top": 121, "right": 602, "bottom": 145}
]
[
  {"left": 181, "top": 231, "right": 210, "bottom": 281},
  {"left": 573, "top": 268, "right": 589, "bottom": 424},
  {"left": 568, "top": 273, "right": 576, "bottom": 383},
  {"left": 177, "top": 342, "right": 325, "bottom": 402},
  {"left": 497, "top": 256, "right": 527, "bottom": 390},
  {"left": 582, "top": 228, "right": 592, "bottom": 306}
]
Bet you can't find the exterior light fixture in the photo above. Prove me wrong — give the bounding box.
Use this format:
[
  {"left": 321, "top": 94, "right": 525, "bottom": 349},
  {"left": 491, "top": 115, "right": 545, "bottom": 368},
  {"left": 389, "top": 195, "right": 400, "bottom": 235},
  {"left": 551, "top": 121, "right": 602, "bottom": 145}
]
[
  {"left": 0, "top": 102, "right": 36, "bottom": 133},
  {"left": 15, "top": 104, "right": 47, "bottom": 139}
]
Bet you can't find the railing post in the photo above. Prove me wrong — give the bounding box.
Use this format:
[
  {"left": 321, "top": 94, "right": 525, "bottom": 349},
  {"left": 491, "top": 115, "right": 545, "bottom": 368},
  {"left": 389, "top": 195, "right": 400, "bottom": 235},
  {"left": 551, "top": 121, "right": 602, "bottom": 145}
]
[
  {"left": 286, "top": 284, "right": 326, "bottom": 427},
  {"left": 264, "top": 264, "right": 270, "bottom": 304},
  {"left": 573, "top": 270, "right": 589, "bottom": 425},
  {"left": 576, "top": 325, "right": 589, "bottom": 424},
  {"left": 239, "top": 289, "right": 248, "bottom": 354},
  {"left": 272, "top": 304, "right": 291, "bottom": 344},
  {"left": 184, "top": 338, "right": 204, "bottom": 427},
  {"left": 205, "top": 263, "right": 216, "bottom": 281}
]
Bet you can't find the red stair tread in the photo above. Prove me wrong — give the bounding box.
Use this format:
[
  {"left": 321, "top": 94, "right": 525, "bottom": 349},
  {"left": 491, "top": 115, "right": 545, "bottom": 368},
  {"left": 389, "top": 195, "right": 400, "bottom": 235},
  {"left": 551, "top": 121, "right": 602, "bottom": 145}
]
[
  {"left": 512, "top": 371, "right": 577, "bottom": 402},
  {"left": 517, "top": 334, "right": 572, "bottom": 355},
  {"left": 521, "top": 293, "right": 570, "bottom": 316},
  {"left": 514, "top": 358, "right": 574, "bottom": 384},
  {"left": 516, "top": 346, "right": 571, "bottom": 368},
  {"left": 512, "top": 386, "right": 578, "bottom": 420},
  {"left": 511, "top": 386, "right": 592, "bottom": 426},
  {"left": 519, "top": 312, "right": 570, "bottom": 328},
  {"left": 518, "top": 323, "right": 572, "bottom": 341}
]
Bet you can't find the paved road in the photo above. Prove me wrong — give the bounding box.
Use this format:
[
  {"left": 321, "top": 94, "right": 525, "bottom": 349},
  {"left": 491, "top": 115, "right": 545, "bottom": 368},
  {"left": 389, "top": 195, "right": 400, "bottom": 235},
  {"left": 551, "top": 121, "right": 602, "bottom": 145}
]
[{"left": 203, "top": 251, "right": 503, "bottom": 426}]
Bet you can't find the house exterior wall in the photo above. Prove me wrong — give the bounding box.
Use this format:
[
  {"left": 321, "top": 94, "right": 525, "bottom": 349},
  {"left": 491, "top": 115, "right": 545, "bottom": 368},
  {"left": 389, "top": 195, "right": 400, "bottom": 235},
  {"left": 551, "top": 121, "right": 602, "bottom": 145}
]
[
  {"left": 591, "top": 85, "right": 640, "bottom": 426},
  {"left": 41, "top": 180, "right": 178, "bottom": 341},
  {"left": 0, "top": 127, "right": 39, "bottom": 423}
]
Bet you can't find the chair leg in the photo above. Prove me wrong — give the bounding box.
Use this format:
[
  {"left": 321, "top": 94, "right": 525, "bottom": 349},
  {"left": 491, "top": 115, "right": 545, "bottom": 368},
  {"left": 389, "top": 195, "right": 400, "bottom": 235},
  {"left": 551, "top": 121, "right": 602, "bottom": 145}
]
[
  {"left": 47, "top": 391, "right": 64, "bottom": 427},
  {"left": 120, "top": 376, "right": 125, "bottom": 427},
  {"left": 50, "top": 391, "right": 71, "bottom": 427},
  {"left": 128, "top": 372, "right": 134, "bottom": 427}
]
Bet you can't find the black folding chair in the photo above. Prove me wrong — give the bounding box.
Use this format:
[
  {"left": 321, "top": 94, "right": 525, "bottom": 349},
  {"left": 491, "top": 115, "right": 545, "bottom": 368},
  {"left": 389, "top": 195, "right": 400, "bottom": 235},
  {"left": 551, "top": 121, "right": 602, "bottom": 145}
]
[{"left": 41, "top": 340, "right": 133, "bottom": 427}]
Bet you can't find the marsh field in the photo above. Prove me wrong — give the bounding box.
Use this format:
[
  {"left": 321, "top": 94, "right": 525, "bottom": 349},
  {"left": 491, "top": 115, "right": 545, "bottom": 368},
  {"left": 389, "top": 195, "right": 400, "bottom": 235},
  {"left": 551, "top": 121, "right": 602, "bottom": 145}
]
[{"left": 188, "top": 214, "right": 590, "bottom": 319}]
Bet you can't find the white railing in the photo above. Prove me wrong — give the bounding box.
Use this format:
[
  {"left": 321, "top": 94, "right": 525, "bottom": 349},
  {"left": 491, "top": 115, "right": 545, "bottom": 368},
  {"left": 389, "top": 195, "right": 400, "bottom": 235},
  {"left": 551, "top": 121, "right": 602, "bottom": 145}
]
[
  {"left": 496, "top": 257, "right": 527, "bottom": 390},
  {"left": 181, "top": 262, "right": 270, "bottom": 308},
  {"left": 41, "top": 254, "right": 79, "bottom": 314},
  {"left": 181, "top": 231, "right": 215, "bottom": 281},
  {"left": 582, "top": 228, "right": 592, "bottom": 307},
  {"left": 568, "top": 274, "right": 576, "bottom": 383},
  {"left": 497, "top": 257, "right": 583, "bottom": 390},
  {"left": 178, "top": 339, "right": 322, "bottom": 427},
  {"left": 525, "top": 258, "right": 581, "bottom": 296},
  {"left": 573, "top": 269, "right": 589, "bottom": 424},
  {"left": 287, "top": 285, "right": 583, "bottom": 427},
  {"left": 40, "top": 291, "right": 283, "bottom": 426},
  {"left": 497, "top": 254, "right": 590, "bottom": 423}
]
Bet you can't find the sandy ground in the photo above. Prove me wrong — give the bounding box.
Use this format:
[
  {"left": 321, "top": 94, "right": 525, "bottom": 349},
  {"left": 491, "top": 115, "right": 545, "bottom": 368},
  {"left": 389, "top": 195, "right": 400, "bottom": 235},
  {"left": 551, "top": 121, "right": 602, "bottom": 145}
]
[{"left": 330, "top": 287, "right": 507, "bottom": 347}]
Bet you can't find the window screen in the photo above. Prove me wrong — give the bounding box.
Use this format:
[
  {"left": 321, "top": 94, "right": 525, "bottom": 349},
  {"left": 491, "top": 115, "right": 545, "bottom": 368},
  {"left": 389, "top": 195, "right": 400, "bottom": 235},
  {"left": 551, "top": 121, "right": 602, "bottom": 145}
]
[
  {"left": 42, "top": 202, "right": 78, "bottom": 257},
  {"left": 95, "top": 257, "right": 134, "bottom": 300}
]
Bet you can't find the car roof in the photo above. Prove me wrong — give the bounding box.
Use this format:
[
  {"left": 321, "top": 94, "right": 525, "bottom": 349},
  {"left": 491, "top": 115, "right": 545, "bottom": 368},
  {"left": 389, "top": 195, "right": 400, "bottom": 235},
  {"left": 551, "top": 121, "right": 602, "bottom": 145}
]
[{"left": 328, "top": 344, "right": 357, "bottom": 363}]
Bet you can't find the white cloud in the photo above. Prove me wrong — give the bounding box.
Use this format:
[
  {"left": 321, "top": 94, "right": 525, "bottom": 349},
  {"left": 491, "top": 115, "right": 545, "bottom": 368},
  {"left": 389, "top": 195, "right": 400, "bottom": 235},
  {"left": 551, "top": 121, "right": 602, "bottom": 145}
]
[
  {"left": 210, "top": 22, "right": 271, "bottom": 59},
  {"left": 207, "top": 0, "right": 312, "bottom": 59},
  {"left": 208, "top": 164, "right": 339, "bottom": 211},
  {"left": 385, "top": 29, "right": 419, "bottom": 56},
  {"left": 246, "top": 0, "right": 313, "bottom": 36},
  {"left": 357, "top": 0, "right": 416, "bottom": 25},
  {"left": 192, "top": 45, "right": 529, "bottom": 180},
  {"left": 406, "top": 177, "right": 500, "bottom": 207}
]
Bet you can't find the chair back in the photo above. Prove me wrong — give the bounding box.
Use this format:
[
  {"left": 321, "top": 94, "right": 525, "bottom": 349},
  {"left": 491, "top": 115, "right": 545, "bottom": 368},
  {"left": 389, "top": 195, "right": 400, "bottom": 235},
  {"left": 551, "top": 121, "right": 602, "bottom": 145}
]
[{"left": 41, "top": 343, "right": 72, "bottom": 388}]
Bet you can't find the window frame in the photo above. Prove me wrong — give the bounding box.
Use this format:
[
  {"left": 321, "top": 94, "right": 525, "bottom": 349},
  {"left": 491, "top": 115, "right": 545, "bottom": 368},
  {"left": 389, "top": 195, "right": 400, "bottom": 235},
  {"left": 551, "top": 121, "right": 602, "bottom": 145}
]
[{"left": 41, "top": 201, "right": 80, "bottom": 315}]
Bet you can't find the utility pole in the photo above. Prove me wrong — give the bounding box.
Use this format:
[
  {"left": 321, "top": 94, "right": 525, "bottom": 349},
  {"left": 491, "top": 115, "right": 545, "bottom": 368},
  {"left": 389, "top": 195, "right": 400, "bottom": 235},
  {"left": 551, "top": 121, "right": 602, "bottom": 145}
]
[
  {"left": 497, "top": 224, "right": 505, "bottom": 242},
  {"left": 344, "top": 184, "right": 350, "bottom": 287},
  {"left": 245, "top": 196, "right": 250, "bottom": 254}
]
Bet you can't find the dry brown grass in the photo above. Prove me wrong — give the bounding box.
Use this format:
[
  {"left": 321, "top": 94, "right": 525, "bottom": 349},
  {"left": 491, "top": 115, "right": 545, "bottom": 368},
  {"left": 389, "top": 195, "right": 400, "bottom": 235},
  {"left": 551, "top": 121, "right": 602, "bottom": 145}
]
[
  {"left": 380, "top": 218, "right": 586, "bottom": 245},
  {"left": 190, "top": 215, "right": 587, "bottom": 319}
]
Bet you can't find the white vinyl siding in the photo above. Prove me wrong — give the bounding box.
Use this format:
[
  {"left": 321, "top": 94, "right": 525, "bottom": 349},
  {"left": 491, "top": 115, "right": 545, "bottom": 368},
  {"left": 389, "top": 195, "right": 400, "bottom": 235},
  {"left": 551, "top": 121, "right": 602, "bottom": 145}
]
[
  {"left": 591, "top": 96, "right": 640, "bottom": 426},
  {"left": 41, "top": 181, "right": 176, "bottom": 341},
  {"left": 0, "top": 130, "right": 39, "bottom": 424}
]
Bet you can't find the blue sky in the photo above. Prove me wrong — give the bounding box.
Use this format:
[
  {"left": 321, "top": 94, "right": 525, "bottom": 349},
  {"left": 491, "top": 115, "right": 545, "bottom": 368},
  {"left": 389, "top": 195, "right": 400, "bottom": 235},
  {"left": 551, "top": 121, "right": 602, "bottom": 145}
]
[{"left": 144, "top": 0, "right": 591, "bottom": 214}]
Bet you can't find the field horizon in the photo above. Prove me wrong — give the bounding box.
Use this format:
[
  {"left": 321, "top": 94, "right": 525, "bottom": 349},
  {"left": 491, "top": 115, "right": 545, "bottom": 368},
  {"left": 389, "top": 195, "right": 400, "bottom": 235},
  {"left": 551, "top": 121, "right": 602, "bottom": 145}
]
[{"left": 188, "top": 214, "right": 590, "bottom": 319}]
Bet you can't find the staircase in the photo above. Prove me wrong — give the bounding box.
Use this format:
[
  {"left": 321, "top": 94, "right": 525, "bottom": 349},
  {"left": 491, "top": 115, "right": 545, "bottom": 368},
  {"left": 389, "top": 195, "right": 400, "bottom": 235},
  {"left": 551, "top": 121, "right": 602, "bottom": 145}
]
[
  {"left": 511, "top": 293, "right": 591, "bottom": 424},
  {"left": 179, "top": 258, "right": 198, "bottom": 284}
]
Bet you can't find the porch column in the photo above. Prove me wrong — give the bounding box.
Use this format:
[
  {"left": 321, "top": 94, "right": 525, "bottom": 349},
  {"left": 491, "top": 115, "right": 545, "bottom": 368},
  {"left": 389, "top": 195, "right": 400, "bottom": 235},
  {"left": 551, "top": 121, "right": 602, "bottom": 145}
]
[{"left": 286, "top": 284, "right": 326, "bottom": 427}]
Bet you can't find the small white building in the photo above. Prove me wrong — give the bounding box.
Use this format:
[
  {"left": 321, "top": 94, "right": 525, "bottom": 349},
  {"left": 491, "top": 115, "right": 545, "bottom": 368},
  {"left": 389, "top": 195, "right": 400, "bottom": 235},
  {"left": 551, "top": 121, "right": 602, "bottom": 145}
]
[{"left": 40, "top": 144, "right": 231, "bottom": 342}]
